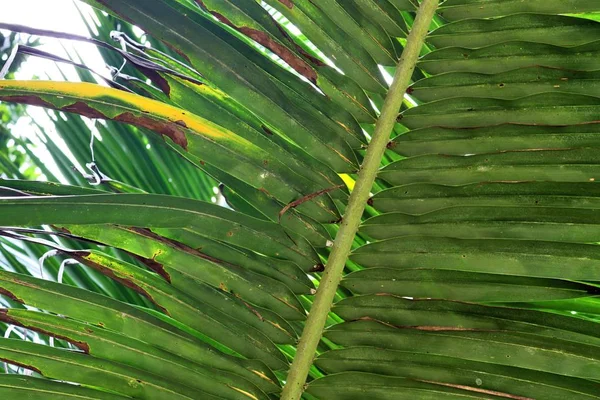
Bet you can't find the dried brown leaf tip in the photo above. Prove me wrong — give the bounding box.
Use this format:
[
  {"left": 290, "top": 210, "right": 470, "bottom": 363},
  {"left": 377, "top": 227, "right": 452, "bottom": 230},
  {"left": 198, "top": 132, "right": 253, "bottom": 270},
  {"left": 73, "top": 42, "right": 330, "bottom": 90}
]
[{"left": 279, "top": 185, "right": 343, "bottom": 222}]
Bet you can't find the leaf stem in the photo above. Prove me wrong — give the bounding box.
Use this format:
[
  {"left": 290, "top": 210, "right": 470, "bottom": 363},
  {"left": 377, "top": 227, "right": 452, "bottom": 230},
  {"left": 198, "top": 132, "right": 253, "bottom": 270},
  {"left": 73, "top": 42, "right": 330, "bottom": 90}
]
[{"left": 280, "top": 1, "right": 440, "bottom": 398}]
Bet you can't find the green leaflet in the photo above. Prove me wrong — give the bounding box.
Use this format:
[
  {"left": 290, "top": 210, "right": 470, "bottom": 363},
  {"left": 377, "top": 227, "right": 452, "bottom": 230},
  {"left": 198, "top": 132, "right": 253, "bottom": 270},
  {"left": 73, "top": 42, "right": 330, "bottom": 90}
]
[
  {"left": 262, "top": 0, "right": 387, "bottom": 93},
  {"left": 160, "top": 74, "right": 344, "bottom": 223},
  {"left": 195, "top": 0, "right": 325, "bottom": 74},
  {"left": 352, "top": 0, "right": 410, "bottom": 37},
  {"left": 0, "top": 338, "right": 222, "bottom": 400},
  {"left": 420, "top": 41, "right": 600, "bottom": 75},
  {"left": 0, "top": 270, "right": 280, "bottom": 390},
  {"left": 335, "top": 296, "right": 600, "bottom": 346},
  {"left": 0, "top": 193, "right": 320, "bottom": 269},
  {"left": 409, "top": 67, "right": 600, "bottom": 103},
  {"left": 308, "top": 372, "right": 523, "bottom": 399},
  {"left": 316, "top": 65, "right": 378, "bottom": 123},
  {"left": 342, "top": 268, "right": 599, "bottom": 302},
  {"left": 0, "top": 80, "right": 344, "bottom": 220},
  {"left": 78, "top": 249, "right": 297, "bottom": 346},
  {"left": 370, "top": 182, "right": 600, "bottom": 214},
  {"left": 197, "top": 164, "right": 333, "bottom": 247},
  {"left": 0, "top": 179, "right": 315, "bottom": 293},
  {"left": 352, "top": 236, "right": 600, "bottom": 281},
  {"left": 0, "top": 180, "right": 104, "bottom": 196},
  {"left": 189, "top": 0, "right": 381, "bottom": 121},
  {"left": 356, "top": 8, "right": 600, "bottom": 398},
  {"left": 391, "top": 124, "right": 600, "bottom": 156},
  {"left": 84, "top": 0, "right": 360, "bottom": 171},
  {"left": 314, "top": 350, "right": 600, "bottom": 399},
  {"left": 438, "top": 0, "right": 600, "bottom": 21},
  {"left": 0, "top": 309, "right": 269, "bottom": 399},
  {"left": 380, "top": 148, "right": 600, "bottom": 186},
  {"left": 66, "top": 226, "right": 307, "bottom": 320},
  {"left": 0, "top": 375, "right": 131, "bottom": 400},
  {"left": 390, "top": 0, "right": 418, "bottom": 9},
  {"left": 325, "top": 319, "right": 600, "bottom": 381},
  {"left": 361, "top": 206, "right": 600, "bottom": 243},
  {"left": 169, "top": 0, "right": 380, "bottom": 122},
  {"left": 174, "top": 13, "right": 367, "bottom": 149},
  {"left": 401, "top": 93, "right": 600, "bottom": 129},
  {"left": 329, "top": 295, "right": 600, "bottom": 397},
  {"left": 150, "top": 227, "right": 314, "bottom": 293},
  {"left": 307, "top": 0, "right": 397, "bottom": 64},
  {"left": 429, "top": 14, "right": 600, "bottom": 49},
  {"left": 157, "top": 27, "right": 367, "bottom": 149}
]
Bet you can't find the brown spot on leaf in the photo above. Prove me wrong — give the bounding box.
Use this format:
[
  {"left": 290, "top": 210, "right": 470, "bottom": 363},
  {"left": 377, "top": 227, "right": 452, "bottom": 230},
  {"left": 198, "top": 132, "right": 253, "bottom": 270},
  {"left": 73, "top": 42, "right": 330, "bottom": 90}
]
[
  {"left": 277, "top": 0, "right": 293, "bottom": 9},
  {"left": 62, "top": 101, "right": 109, "bottom": 119},
  {"left": 258, "top": 187, "right": 272, "bottom": 196},
  {"left": 0, "top": 358, "right": 42, "bottom": 375},
  {"left": 408, "top": 325, "right": 481, "bottom": 331},
  {"left": 127, "top": 227, "right": 234, "bottom": 268},
  {"left": 132, "top": 254, "right": 171, "bottom": 283},
  {"left": 233, "top": 293, "right": 264, "bottom": 322},
  {"left": 116, "top": 112, "right": 188, "bottom": 150},
  {"left": 0, "top": 287, "right": 23, "bottom": 303},
  {"left": 261, "top": 125, "right": 275, "bottom": 136},
  {"left": 358, "top": 316, "right": 488, "bottom": 333},
  {"left": 278, "top": 185, "right": 343, "bottom": 222},
  {"left": 199, "top": 3, "right": 315, "bottom": 83},
  {"left": 0, "top": 96, "right": 188, "bottom": 150},
  {"left": 239, "top": 26, "right": 316, "bottom": 83},
  {"left": 416, "top": 379, "right": 533, "bottom": 400},
  {"left": 0, "top": 95, "right": 55, "bottom": 110},
  {"left": 72, "top": 254, "right": 170, "bottom": 316},
  {"left": 310, "top": 264, "right": 325, "bottom": 273},
  {"left": 275, "top": 24, "right": 325, "bottom": 67},
  {"left": 0, "top": 309, "right": 90, "bottom": 354},
  {"left": 130, "top": 65, "right": 171, "bottom": 96}
]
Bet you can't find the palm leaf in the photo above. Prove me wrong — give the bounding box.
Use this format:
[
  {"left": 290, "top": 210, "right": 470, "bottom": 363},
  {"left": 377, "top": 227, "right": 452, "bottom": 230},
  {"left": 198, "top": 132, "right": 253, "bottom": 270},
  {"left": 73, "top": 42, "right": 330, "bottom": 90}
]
[{"left": 1, "top": 1, "right": 600, "bottom": 399}]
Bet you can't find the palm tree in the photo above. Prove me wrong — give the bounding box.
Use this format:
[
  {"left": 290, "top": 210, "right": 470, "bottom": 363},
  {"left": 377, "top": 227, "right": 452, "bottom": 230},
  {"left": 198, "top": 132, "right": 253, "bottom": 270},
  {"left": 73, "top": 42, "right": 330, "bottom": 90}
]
[{"left": 1, "top": 0, "right": 600, "bottom": 398}]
